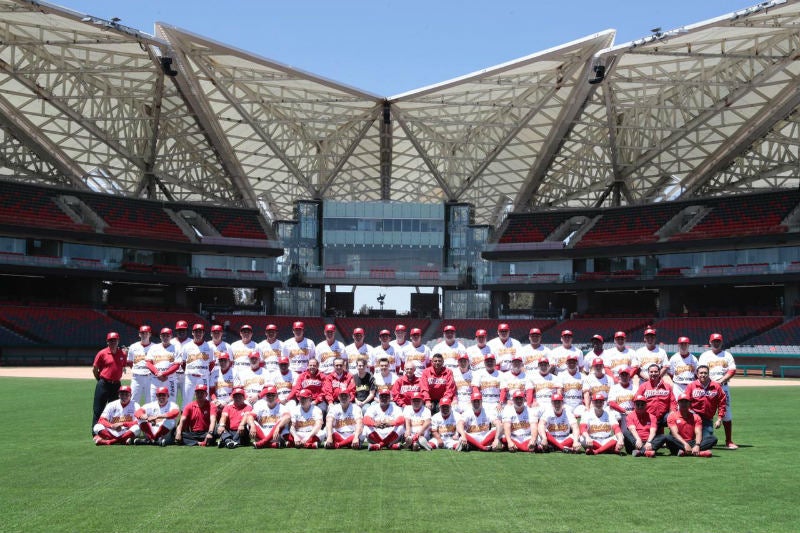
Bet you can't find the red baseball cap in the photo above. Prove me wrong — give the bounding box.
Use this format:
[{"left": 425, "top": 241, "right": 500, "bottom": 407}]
[
  {"left": 561, "top": 330, "right": 573, "bottom": 336},
  {"left": 551, "top": 392, "right": 564, "bottom": 401},
  {"left": 377, "top": 386, "right": 392, "bottom": 397},
  {"left": 411, "top": 391, "right": 423, "bottom": 400},
  {"left": 217, "top": 352, "right": 230, "bottom": 360},
  {"left": 591, "top": 393, "right": 606, "bottom": 401},
  {"left": 443, "top": 325, "right": 456, "bottom": 332},
  {"left": 379, "top": 329, "right": 391, "bottom": 336},
  {"left": 395, "top": 324, "right": 407, "bottom": 332},
  {"left": 262, "top": 385, "right": 278, "bottom": 396},
  {"left": 297, "top": 388, "right": 313, "bottom": 399},
  {"left": 537, "top": 356, "right": 550, "bottom": 365},
  {"left": 194, "top": 384, "right": 208, "bottom": 392},
  {"left": 458, "top": 352, "right": 470, "bottom": 360},
  {"left": 678, "top": 393, "right": 690, "bottom": 402},
  {"left": 475, "top": 329, "right": 488, "bottom": 337},
  {"left": 232, "top": 387, "right": 246, "bottom": 396},
  {"left": 410, "top": 328, "right": 422, "bottom": 336},
  {"left": 211, "top": 325, "right": 223, "bottom": 333},
  {"left": 498, "top": 323, "right": 510, "bottom": 331},
  {"left": 592, "top": 357, "right": 605, "bottom": 367},
  {"left": 277, "top": 356, "right": 290, "bottom": 365},
  {"left": 709, "top": 333, "right": 723, "bottom": 342},
  {"left": 470, "top": 391, "right": 483, "bottom": 401},
  {"left": 175, "top": 320, "right": 188, "bottom": 329},
  {"left": 265, "top": 324, "right": 278, "bottom": 332},
  {"left": 529, "top": 328, "right": 542, "bottom": 335},
  {"left": 192, "top": 323, "right": 204, "bottom": 331},
  {"left": 511, "top": 354, "right": 523, "bottom": 362},
  {"left": 160, "top": 327, "right": 172, "bottom": 336},
  {"left": 484, "top": 353, "right": 496, "bottom": 361},
  {"left": 292, "top": 321, "right": 305, "bottom": 330},
  {"left": 566, "top": 354, "right": 579, "bottom": 361},
  {"left": 618, "top": 367, "right": 633, "bottom": 376},
  {"left": 592, "top": 334, "right": 604, "bottom": 343},
  {"left": 634, "top": 394, "right": 647, "bottom": 403},
  {"left": 240, "top": 324, "right": 253, "bottom": 331},
  {"left": 155, "top": 387, "right": 169, "bottom": 396},
  {"left": 439, "top": 397, "right": 452, "bottom": 406},
  {"left": 118, "top": 385, "right": 131, "bottom": 393},
  {"left": 106, "top": 332, "right": 119, "bottom": 341},
  {"left": 511, "top": 389, "right": 525, "bottom": 399},
  {"left": 678, "top": 336, "right": 691, "bottom": 344},
  {"left": 644, "top": 327, "right": 657, "bottom": 336},
  {"left": 324, "top": 324, "right": 336, "bottom": 332},
  {"left": 139, "top": 325, "right": 151, "bottom": 333},
  {"left": 353, "top": 327, "right": 365, "bottom": 335},
  {"left": 248, "top": 351, "right": 261, "bottom": 360},
  {"left": 614, "top": 331, "right": 626, "bottom": 339}
]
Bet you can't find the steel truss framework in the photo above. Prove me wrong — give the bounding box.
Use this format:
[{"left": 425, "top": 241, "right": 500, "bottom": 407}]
[{"left": 0, "top": 0, "right": 799, "bottom": 229}]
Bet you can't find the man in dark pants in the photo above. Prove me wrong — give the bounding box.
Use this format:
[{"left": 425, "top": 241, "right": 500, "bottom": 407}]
[{"left": 92, "top": 331, "right": 128, "bottom": 433}]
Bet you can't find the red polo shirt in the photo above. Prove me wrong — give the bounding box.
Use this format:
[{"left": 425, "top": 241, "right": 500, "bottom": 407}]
[{"left": 93, "top": 347, "right": 127, "bottom": 381}]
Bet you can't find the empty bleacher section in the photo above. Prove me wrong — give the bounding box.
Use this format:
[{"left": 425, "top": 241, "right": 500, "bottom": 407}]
[
  {"left": 440, "top": 319, "right": 557, "bottom": 343},
  {"left": 540, "top": 318, "right": 654, "bottom": 345},
  {"left": 741, "top": 317, "right": 800, "bottom": 346},
  {"left": 184, "top": 205, "right": 269, "bottom": 241},
  {"left": 645, "top": 317, "right": 782, "bottom": 347},
  {"left": 497, "top": 211, "right": 576, "bottom": 244},
  {"left": 76, "top": 193, "right": 190, "bottom": 242},
  {"left": 576, "top": 203, "right": 681, "bottom": 248},
  {"left": 0, "top": 324, "right": 37, "bottom": 347},
  {"left": 334, "top": 318, "right": 432, "bottom": 343},
  {"left": 106, "top": 309, "right": 207, "bottom": 332},
  {"left": 0, "top": 305, "right": 137, "bottom": 347},
  {"left": 0, "top": 182, "right": 93, "bottom": 233},
  {"left": 212, "top": 315, "right": 327, "bottom": 342}
]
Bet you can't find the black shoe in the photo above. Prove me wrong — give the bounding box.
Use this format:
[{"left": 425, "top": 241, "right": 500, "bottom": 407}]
[
  {"left": 133, "top": 438, "right": 150, "bottom": 446},
  {"left": 158, "top": 438, "right": 167, "bottom": 447}
]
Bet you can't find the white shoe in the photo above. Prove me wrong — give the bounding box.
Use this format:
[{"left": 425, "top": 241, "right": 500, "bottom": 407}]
[
  {"left": 418, "top": 436, "right": 432, "bottom": 451},
  {"left": 455, "top": 441, "right": 463, "bottom": 452}
]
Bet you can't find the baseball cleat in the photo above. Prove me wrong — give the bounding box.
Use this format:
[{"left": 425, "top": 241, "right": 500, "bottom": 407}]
[
  {"left": 418, "top": 436, "right": 432, "bottom": 451},
  {"left": 726, "top": 442, "right": 739, "bottom": 450},
  {"left": 644, "top": 450, "right": 656, "bottom": 458},
  {"left": 698, "top": 450, "right": 713, "bottom": 457}
]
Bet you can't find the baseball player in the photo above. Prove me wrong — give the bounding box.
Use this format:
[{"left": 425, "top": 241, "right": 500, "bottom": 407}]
[
  {"left": 465, "top": 329, "right": 491, "bottom": 373},
  {"left": 452, "top": 352, "right": 474, "bottom": 414},
  {"left": 429, "top": 397, "right": 461, "bottom": 451},
  {"left": 214, "top": 387, "right": 252, "bottom": 449},
  {"left": 403, "top": 392, "right": 433, "bottom": 450},
  {"left": 170, "top": 320, "right": 191, "bottom": 405},
  {"left": 145, "top": 328, "right": 180, "bottom": 404},
  {"left": 175, "top": 384, "right": 216, "bottom": 447},
  {"left": 363, "top": 387, "right": 406, "bottom": 450},
  {"left": 322, "top": 357, "right": 356, "bottom": 404},
  {"left": 249, "top": 385, "right": 290, "bottom": 449},
  {"left": 373, "top": 357, "right": 398, "bottom": 390},
  {"left": 316, "top": 324, "right": 345, "bottom": 375},
  {"left": 372, "top": 330, "right": 401, "bottom": 374},
  {"left": 607, "top": 367, "right": 636, "bottom": 421},
  {"left": 583, "top": 334, "right": 609, "bottom": 375},
  {"left": 209, "top": 352, "right": 235, "bottom": 413},
  {"left": 353, "top": 357, "right": 377, "bottom": 412},
  {"left": 580, "top": 393, "right": 625, "bottom": 455},
  {"left": 127, "top": 325, "right": 153, "bottom": 406},
  {"left": 288, "top": 388, "right": 324, "bottom": 449},
  {"left": 257, "top": 324, "right": 283, "bottom": 374},
  {"left": 91, "top": 331, "right": 127, "bottom": 431},
  {"left": 557, "top": 354, "right": 586, "bottom": 419},
  {"left": 471, "top": 354, "right": 502, "bottom": 419},
  {"left": 525, "top": 357, "right": 560, "bottom": 415},
  {"left": 282, "top": 321, "right": 316, "bottom": 374},
  {"left": 665, "top": 393, "right": 715, "bottom": 457},
  {"left": 499, "top": 355, "right": 528, "bottom": 407},
  {"left": 431, "top": 324, "right": 467, "bottom": 371},
  {"left": 668, "top": 336, "right": 698, "bottom": 397},
  {"left": 582, "top": 357, "right": 613, "bottom": 410},
  {"left": 390, "top": 323, "right": 416, "bottom": 373},
  {"left": 488, "top": 323, "right": 522, "bottom": 373},
  {"left": 391, "top": 361, "right": 422, "bottom": 407},
  {"left": 698, "top": 333, "right": 737, "bottom": 449},
  {"left": 537, "top": 392, "right": 581, "bottom": 453},
  {"left": 179, "top": 323, "right": 216, "bottom": 409},
  {"left": 603, "top": 332, "right": 638, "bottom": 381},
  {"left": 623, "top": 394, "right": 667, "bottom": 457},
  {"left": 209, "top": 324, "right": 233, "bottom": 363},
  {"left": 324, "top": 388, "right": 364, "bottom": 449},
  {"left": 549, "top": 330, "right": 583, "bottom": 375},
  {"left": 456, "top": 391, "right": 500, "bottom": 452},
  {"left": 269, "top": 356, "right": 298, "bottom": 411},
  {"left": 635, "top": 327, "right": 669, "bottom": 386},
  {"left": 520, "top": 328, "right": 550, "bottom": 374},
  {"left": 404, "top": 328, "right": 431, "bottom": 377},
  {"left": 92, "top": 385, "right": 140, "bottom": 445},
  {"left": 345, "top": 327, "right": 373, "bottom": 374},
  {"left": 231, "top": 324, "right": 258, "bottom": 379},
  {"left": 134, "top": 386, "right": 180, "bottom": 446},
  {"left": 234, "top": 350, "right": 270, "bottom": 405},
  {"left": 501, "top": 389, "right": 539, "bottom": 452}
]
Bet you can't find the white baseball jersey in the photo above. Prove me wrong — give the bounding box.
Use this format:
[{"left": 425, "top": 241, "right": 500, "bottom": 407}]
[
  {"left": 374, "top": 371, "right": 397, "bottom": 389},
  {"left": 466, "top": 343, "right": 491, "bottom": 372},
  {"left": 550, "top": 345, "right": 584, "bottom": 374},
  {"left": 230, "top": 340, "right": 259, "bottom": 375},
  {"left": 327, "top": 402, "right": 362, "bottom": 436},
  {"left": 146, "top": 342, "right": 177, "bottom": 373},
  {"left": 138, "top": 399, "right": 180, "bottom": 426},
  {"left": 210, "top": 364, "right": 235, "bottom": 405},
  {"left": 487, "top": 337, "right": 522, "bottom": 373},
  {"left": 501, "top": 404, "right": 534, "bottom": 440},
  {"left": 181, "top": 341, "right": 215, "bottom": 378},
  {"left": 99, "top": 399, "right": 140, "bottom": 426},
  {"left": 282, "top": 337, "right": 316, "bottom": 373},
  {"left": 608, "top": 381, "right": 635, "bottom": 418},
  {"left": 460, "top": 408, "right": 495, "bottom": 439},
  {"left": 431, "top": 410, "right": 460, "bottom": 441},
  {"left": 210, "top": 340, "right": 234, "bottom": 363},
  {"left": 268, "top": 369, "right": 298, "bottom": 403},
  {"left": 316, "top": 339, "right": 346, "bottom": 375},
  {"left": 234, "top": 366, "right": 270, "bottom": 402},
  {"left": 539, "top": 407, "right": 577, "bottom": 440},
  {"left": 364, "top": 402, "right": 404, "bottom": 439},
  {"left": 583, "top": 349, "right": 608, "bottom": 374},
  {"left": 603, "top": 346, "right": 638, "bottom": 378},
  {"left": 371, "top": 344, "right": 401, "bottom": 373},
  {"left": 520, "top": 344, "right": 551, "bottom": 374},
  {"left": 390, "top": 340, "right": 415, "bottom": 371},
  {"left": 250, "top": 400, "right": 289, "bottom": 433},
  {"left": 127, "top": 341, "right": 153, "bottom": 376},
  {"left": 403, "top": 405, "right": 432, "bottom": 437},
  {"left": 636, "top": 345, "right": 669, "bottom": 380},
  {"left": 471, "top": 368, "right": 502, "bottom": 408},
  {"left": 698, "top": 349, "right": 736, "bottom": 384},
  {"left": 257, "top": 338, "right": 283, "bottom": 373},
  {"left": 557, "top": 370, "right": 585, "bottom": 412},
  {"left": 581, "top": 407, "right": 619, "bottom": 440},
  {"left": 431, "top": 340, "right": 467, "bottom": 371},
  {"left": 345, "top": 342, "right": 374, "bottom": 374},
  {"left": 526, "top": 370, "right": 561, "bottom": 410},
  {"left": 291, "top": 403, "right": 323, "bottom": 438},
  {"left": 500, "top": 370, "right": 528, "bottom": 401},
  {"left": 669, "top": 353, "right": 699, "bottom": 387},
  {"left": 403, "top": 343, "right": 431, "bottom": 378},
  {"left": 583, "top": 372, "right": 612, "bottom": 399},
  {"left": 452, "top": 367, "right": 474, "bottom": 411}
]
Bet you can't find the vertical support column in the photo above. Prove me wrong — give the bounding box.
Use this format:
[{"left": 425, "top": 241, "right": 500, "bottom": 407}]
[{"left": 380, "top": 101, "right": 392, "bottom": 200}]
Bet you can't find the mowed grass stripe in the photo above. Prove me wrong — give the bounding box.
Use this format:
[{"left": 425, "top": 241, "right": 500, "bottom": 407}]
[{"left": 0, "top": 377, "right": 797, "bottom": 533}]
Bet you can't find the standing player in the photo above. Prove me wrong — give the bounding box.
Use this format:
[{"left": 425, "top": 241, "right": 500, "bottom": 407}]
[
  {"left": 170, "top": 320, "right": 191, "bottom": 405},
  {"left": 145, "top": 328, "right": 181, "bottom": 404},
  {"left": 525, "top": 357, "right": 560, "bottom": 416},
  {"left": 209, "top": 352, "right": 235, "bottom": 412},
  {"left": 466, "top": 329, "right": 491, "bottom": 373},
  {"left": 214, "top": 388, "right": 252, "bottom": 449},
  {"left": 363, "top": 387, "right": 406, "bottom": 450},
  {"left": 179, "top": 323, "right": 216, "bottom": 409},
  {"left": 582, "top": 334, "right": 607, "bottom": 374},
  {"left": 579, "top": 394, "right": 625, "bottom": 455},
  {"left": 230, "top": 324, "right": 258, "bottom": 380},
  {"left": 452, "top": 353, "right": 474, "bottom": 414},
  {"left": 698, "top": 333, "right": 737, "bottom": 449},
  {"left": 549, "top": 330, "right": 583, "bottom": 375},
  {"left": 391, "top": 324, "right": 416, "bottom": 374},
  {"left": 604, "top": 332, "right": 638, "bottom": 381},
  {"left": 684, "top": 365, "right": 728, "bottom": 442},
  {"left": 316, "top": 324, "right": 346, "bottom": 375},
  {"left": 92, "top": 385, "right": 140, "bottom": 445},
  {"left": 404, "top": 392, "right": 433, "bottom": 451},
  {"left": 345, "top": 327, "right": 373, "bottom": 374},
  {"left": 537, "top": 392, "right": 582, "bottom": 453},
  {"left": 269, "top": 356, "right": 298, "bottom": 411},
  {"left": 127, "top": 325, "right": 153, "bottom": 407},
  {"left": 404, "top": 328, "right": 431, "bottom": 377},
  {"left": 91, "top": 331, "right": 127, "bottom": 431},
  {"left": 288, "top": 388, "right": 324, "bottom": 449},
  {"left": 235, "top": 351, "right": 270, "bottom": 405},
  {"left": 209, "top": 325, "right": 233, "bottom": 366},
  {"left": 487, "top": 323, "right": 522, "bottom": 373},
  {"left": 668, "top": 336, "right": 698, "bottom": 398},
  {"left": 249, "top": 385, "right": 290, "bottom": 449},
  {"left": 324, "top": 389, "right": 364, "bottom": 450},
  {"left": 471, "top": 354, "right": 502, "bottom": 419},
  {"left": 520, "top": 328, "right": 550, "bottom": 374},
  {"left": 501, "top": 389, "right": 538, "bottom": 453},
  {"left": 282, "top": 321, "right": 316, "bottom": 374},
  {"left": 432, "top": 325, "right": 467, "bottom": 371},
  {"left": 134, "top": 386, "right": 180, "bottom": 446},
  {"left": 557, "top": 355, "right": 586, "bottom": 420},
  {"left": 258, "top": 324, "right": 283, "bottom": 374},
  {"left": 636, "top": 327, "right": 669, "bottom": 386},
  {"left": 429, "top": 397, "right": 461, "bottom": 451},
  {"left": 372, "top": 330, "right": 401, "bottom": 374}
]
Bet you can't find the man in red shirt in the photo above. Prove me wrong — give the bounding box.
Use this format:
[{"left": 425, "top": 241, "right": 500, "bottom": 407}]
[
  {"left": 624, "top": 394, "right": 667, "bottom": 457},
  {"left": 287, "top": 358, "right": 327, "bottom": 414},
  {"left": 92, "top": 331, "right": 128, "bottom": 432},
  {"left": 215, "top": 387, "right": 253, "bottom": 449},
  {"left": 391, "top": 361, "right": 422, "bottom": 408},
  {"left": 322, "top": 357, "right": 355, "bottom": 404},
  {"left": 175, "top": 384, "right": 217, "bottom": 446},
  {"left": 420, "top": 353, "right": 455, "bottom": 414},
  {"left": 684, "top": 365, "right": 728, "bottom": 442},
  {"left": 665, "top": 393, "right": 714, "bottom": 457},
  {"left": 635, "top": 363, "right": 675, "bottom": 433}
]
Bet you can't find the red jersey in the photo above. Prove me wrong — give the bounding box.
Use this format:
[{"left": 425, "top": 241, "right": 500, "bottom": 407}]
[
  {"left": 181, "top": 400, "right": 212, "bottom": 432},
  {"left": 667, "top": 410, "right": 701, "bottom": 441},
  {"left": 222, "top": 402, "right": 253, "bottom": 430},
  {"left": 420, "top": 366, "right": 456, "bottom": 402},
  {"left": 684, "top": 380, "right": 727, "bottom": 421},
  {"left": 636, "top": 379, "right": 674, "bottom": 420},
  {"left": 391, "top": 375, "right": 422, "bottom": 407},
  {"left": 93, "top": 347, "right": 127, "bottom": 381},
  {"left": 625, "top": 410, "right": 657, "bottom": 441},
  {"left": 288, "top": 371, "right": 325, "bottom": 402},
  {"left": 323, "top": 371, "right": 356, "bottom": 403}
]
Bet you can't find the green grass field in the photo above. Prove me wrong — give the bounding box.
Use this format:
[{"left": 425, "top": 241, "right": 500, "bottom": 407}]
[{"left": 0, "top": 377, "right": 797, "bottom": 533}]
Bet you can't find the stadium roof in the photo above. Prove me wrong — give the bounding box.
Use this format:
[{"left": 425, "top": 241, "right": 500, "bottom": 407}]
[{"left": 1, "top": 0, "right": 800, "bottom": 228}]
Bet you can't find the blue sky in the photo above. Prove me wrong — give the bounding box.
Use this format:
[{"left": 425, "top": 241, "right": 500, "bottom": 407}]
[
  {"left": 60, "top": 0, "right": 753, "bottom": 96},
  {"left": 55, "top": 0, "right": 756, "bottom": 312}
]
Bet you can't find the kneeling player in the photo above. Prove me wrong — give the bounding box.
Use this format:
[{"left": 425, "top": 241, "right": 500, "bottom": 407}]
[
  {"left": 324, "top": 388, "right": 363, "bottom": 449},
  {"left": 249, "top": 385, "right": 290, "bottom": 449},
  {"left": 429, "top": 397, "right": 461, "bottom": 450},
  {"left": 537, "top": 392, "right": 581, "bottom": 453},
  {"left": 580, "top": 394, "right": 625, "bottom": 455},
  {"left": 501, "top": 389, "right": 539, "bottom": 452},
  {"left": 93, "top": 385, "right": 141, "bottom": 445},
  {"left": 215, "top": 388, "right": 252, "bottom": 449},
  {"left": 135, "top": 386, "right": 180, "bottom": 446},
  {"left": 363, "top": 387, "right": 405, "bottom": 450},
  {"left": 457, "top": 391, "right": 500, "bottom": 451},
  {"left": 289, "top": 388, "right": 324, "bottom": 449}
]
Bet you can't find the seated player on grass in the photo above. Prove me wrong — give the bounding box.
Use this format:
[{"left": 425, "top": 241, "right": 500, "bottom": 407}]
[
  {"left": 457, "top": 391, "right": 500, "bottom": 452},
  {"left": 214, "top": 387, "right": 252, "bottom": 449},
  {"left": 288, "top": 388, "right": 324, "bottom": 449},
  {"left": 134, "top": 386, "right": 180, "bottom": 446},
  {"left": 537, "top": 392, "right": 581, "bottom": 453},
  {"left": 363, "top": 387, "right": 406, "bottom": 450},
  {"left": 93, "top": 385, "right": 140, "bottom": 446},
  {"left": 429, "top": 397, "right": 461, "bottom": 451},
  {"left": 324, "top": 388, "right": 363, "bottom": 449},
  {"left": 249, "top": 385, "right": 290, "bottom": 449},
  {"left": 664, "top": 393, "right": 714, "bottom": 457},
  {"left": 579, "top": 393, "right": 625, "bottom": 456},
  {"left": 501, "top": 389, "right": 539, "bottom": 453}
]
